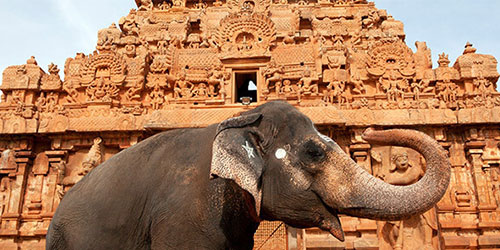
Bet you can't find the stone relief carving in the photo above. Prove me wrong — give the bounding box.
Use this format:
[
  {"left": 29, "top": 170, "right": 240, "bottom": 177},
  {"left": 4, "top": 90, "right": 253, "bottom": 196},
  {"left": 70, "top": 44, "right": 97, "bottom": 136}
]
[
  {"left": 227, "top": 0, "right": 272, "bottom": 12},
  {"left": 216, "top": 11, "right": 277, "bottom": 59},
  {"left": 0, "top": 1, "right": 500, "bottom": 247},
  {"left": 262, "top": 60, "right": 285, "bottom": 95},
  {"left": 0, "top": 150, "right": 16, "bottom": 171},
  {"left": 367, "top": 39, "right": 416, "bottom": 102},
  {"left": 373, "top": 147, "right": 439, "bottom": 250},
  {"left": 0, "top": 177, "right": 10, "bottom": 216},
  {"left": 79, "top": 137, "right": 103, "bottom": 176}
]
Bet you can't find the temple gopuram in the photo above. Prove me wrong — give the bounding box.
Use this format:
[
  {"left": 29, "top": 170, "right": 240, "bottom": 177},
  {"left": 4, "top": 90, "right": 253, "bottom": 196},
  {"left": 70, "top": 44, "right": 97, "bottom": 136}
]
[{"left": 1, "top": 0, "right": 500, "bottom": 249}]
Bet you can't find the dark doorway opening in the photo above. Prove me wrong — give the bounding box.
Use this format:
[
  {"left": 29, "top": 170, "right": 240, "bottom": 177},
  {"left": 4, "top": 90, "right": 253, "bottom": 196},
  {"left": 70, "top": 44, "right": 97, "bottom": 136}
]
[{"left": 235, "top": 72, "right": 257, "bottom": 103}]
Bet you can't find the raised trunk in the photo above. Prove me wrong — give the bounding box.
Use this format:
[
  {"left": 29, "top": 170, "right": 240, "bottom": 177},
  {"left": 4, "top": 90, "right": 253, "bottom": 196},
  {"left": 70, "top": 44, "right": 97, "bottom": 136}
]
[{"left": 319, "top": 128, "right": 450, "bottom": 221}]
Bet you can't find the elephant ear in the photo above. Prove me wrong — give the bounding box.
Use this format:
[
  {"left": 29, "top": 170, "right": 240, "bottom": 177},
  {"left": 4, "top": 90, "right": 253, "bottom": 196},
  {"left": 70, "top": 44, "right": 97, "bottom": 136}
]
[{"left": 211, "top": 113, "right": 264, "bottom": 215}]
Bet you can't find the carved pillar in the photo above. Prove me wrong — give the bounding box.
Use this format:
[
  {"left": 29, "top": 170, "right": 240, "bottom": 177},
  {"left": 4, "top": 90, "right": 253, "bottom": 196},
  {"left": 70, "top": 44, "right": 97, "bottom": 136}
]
[
  {"left": 466, "top": 139, "right": 496, "bottom": 208},
  {"left": 464, "top": 129, "right": 500, "bottom": 248},
  {"left": 349, "top": 128, "right": 378, "bottom": 249},
  {"left": 38, "top": 150, "right": 68, "bottom": 235},
  {"left": 0, "top": 150, "right": 33, "bottom": 236}
]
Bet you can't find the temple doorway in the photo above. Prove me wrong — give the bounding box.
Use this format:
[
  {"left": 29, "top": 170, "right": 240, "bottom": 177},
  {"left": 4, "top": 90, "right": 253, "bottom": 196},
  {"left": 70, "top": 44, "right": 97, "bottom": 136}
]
[{"left": 234, "top": 71, "right": 258, "bottom": 104}]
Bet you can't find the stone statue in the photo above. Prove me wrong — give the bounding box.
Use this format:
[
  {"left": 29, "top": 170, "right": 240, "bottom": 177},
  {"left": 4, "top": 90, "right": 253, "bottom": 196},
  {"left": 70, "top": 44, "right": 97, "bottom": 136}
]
[
  {"left": 375, "top": 148, "right": 439, "bottom": 250},
  {"left": 0, "top": 177, "right": 10, "bottom": 215},
  {"left": 297, "top": 67, "right": 319, "bottom": 96},
  {"left": 79, "top": 137, "right": 103, "bottom": 176},
  {"left": 262, "top": 60, "right": 284, "bottom": 95},
  {"left": 174, "top": 71, "right": 194, "bottom": 99}
]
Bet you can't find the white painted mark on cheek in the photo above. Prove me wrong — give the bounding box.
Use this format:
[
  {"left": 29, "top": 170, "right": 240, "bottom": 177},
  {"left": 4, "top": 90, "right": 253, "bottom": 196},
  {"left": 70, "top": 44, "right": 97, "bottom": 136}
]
[{"left": 275, "top": 148, "right": 287, "bottom": 159}]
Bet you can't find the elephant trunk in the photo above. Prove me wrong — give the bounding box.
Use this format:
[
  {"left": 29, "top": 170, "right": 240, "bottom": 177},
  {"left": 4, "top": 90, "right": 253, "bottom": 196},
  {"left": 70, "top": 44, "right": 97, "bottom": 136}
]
[{"left": 318, "top": 128, "right": 450, "bottom": 221}]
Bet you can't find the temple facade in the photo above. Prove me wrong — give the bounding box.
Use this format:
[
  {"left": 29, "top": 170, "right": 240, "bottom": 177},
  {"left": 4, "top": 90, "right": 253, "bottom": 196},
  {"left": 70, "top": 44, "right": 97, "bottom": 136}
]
[{"left": 1, "top": 0, "right": 500, "bottom": 249}]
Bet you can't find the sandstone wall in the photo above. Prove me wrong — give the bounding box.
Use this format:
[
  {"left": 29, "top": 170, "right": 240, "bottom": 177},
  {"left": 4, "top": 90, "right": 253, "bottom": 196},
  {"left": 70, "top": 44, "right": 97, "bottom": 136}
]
[{"left": 1, "top": 0, "right": 499, "bottom": 249}]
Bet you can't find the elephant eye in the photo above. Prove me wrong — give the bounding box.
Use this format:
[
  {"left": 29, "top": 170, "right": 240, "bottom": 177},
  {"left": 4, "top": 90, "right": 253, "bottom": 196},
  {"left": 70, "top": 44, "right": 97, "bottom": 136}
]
[{"left": 302, "top": 140, "right": 326, "bottom": 162}]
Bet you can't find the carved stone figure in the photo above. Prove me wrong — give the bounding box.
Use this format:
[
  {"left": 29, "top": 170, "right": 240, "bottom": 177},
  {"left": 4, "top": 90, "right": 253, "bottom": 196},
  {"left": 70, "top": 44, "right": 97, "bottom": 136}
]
[
  {"left": 375, "top": 148, "right": 439, "bottom": 250},
  {"left": 411, "top": 79, "right": 433, "bottom": 101},
  {"left": 297, "top": 67, "right": 318, "bottom": 96},
  {"left": 150, "top": 84, "right": 166, "bottom": 109},
  {"left": 323, "top": 80, "right": 348, "bottom": 106},
  {"left": 137, "top": 0, "right": 153, "bottom": 10},
  {"left": 79, "top": 137, "right": 103, "bottom": 176},
  {"left": 41, "top": 63, "right": 63, "bottom": 90},
  {"left": 172, "top": 0, "right": 185, "bottom": 7},
  {"left": 158, "top": 1, "right": 172, "bottom": 10},
  {"left": 436, "top": 80, "right": 458, "bottom": 103},
  {"left": 174, "top": 71, "right": 194, "bottom": 99},
  {"left": 0, "top": 177, "right": 10, "bottom": 215},
  {"left": 473, "top": 76, "right": 495, "bottom": 100},
  {"left": 86, "top": 77, "right": 120, "bottom": 102},
  {"left": 279, "top": 79, "right": 296, "bottom": 99},
  {"left": 0, "top": 150, "right": 16, "bottom": 170},
  {"left": 263, "top": 60, "right": 284, "bottom": 94},
  {"left": 194, "top": 83, "right": 209, "bottom": 98}
]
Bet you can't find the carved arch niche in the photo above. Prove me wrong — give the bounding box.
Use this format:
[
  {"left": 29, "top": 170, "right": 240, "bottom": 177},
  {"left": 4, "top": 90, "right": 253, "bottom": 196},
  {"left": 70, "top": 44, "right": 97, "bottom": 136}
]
[
  {"left": 366, "top": 39, "right": 417, "bottom": 101},
  {"left": 80, "top": 51, "right": 127, "bottom": 103},
  {"left": 216, "top": 11, "right": 277, "bottom": 59}
]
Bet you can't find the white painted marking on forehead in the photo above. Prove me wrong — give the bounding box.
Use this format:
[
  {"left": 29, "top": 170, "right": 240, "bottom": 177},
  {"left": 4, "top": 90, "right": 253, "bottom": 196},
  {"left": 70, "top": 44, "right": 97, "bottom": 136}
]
[
  {"left": 242, "top": 141, "right": 255, "bottom": 159},
  {"left": 318, "top": 132, "right": 334, "bottom": 143},
  {"left": 313, "top": 126, "right": 342, "bottom": 152},
  {"left": 313, "top": 124, "right": 334, "bottom": 143},
  {"left": 275, "top": 148, "right": 287, "bottom": 159}
]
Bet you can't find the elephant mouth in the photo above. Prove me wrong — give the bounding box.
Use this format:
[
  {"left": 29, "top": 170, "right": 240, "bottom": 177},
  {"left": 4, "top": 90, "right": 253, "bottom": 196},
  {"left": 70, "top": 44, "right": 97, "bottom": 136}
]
[{"left": 317, "top": 194, "right": 345, "bottom": 242}]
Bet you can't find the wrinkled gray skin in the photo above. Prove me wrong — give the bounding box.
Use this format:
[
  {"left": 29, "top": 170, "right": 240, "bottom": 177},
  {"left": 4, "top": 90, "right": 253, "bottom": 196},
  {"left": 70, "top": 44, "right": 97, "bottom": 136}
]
[{"left": 46, "top": 101, "right": 450, "bottom": 249}]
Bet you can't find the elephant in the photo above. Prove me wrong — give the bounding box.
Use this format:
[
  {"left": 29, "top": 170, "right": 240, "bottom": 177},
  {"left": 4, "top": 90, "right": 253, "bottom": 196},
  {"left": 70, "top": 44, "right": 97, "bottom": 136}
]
[{"left": 46, "top": 101, "right": 450, "bottom": 249}]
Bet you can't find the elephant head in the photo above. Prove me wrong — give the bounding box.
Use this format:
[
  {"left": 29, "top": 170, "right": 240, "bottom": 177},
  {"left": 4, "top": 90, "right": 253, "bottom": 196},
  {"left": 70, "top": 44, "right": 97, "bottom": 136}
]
[{"left": 210, "top": 101, "right": 450, "bottom": 241}]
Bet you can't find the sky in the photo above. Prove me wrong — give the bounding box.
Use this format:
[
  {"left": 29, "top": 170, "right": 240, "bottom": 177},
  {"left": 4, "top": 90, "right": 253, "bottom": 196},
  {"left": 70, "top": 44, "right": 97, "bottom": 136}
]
[{"left": 0, "top": 0, "right": 499, "bottom": 91}]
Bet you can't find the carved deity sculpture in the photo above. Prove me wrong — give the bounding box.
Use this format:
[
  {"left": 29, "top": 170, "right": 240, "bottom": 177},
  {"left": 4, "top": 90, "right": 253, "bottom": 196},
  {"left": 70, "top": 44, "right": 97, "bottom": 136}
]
[
  {"left": 436, "top": 81, "right": 458, "bottom": 103},
  {"left": 159, "top": 1, "right": 172, "bottom": 10},
  {"left": 323, "top": 81, "right": 347, "bottom": 106},
  {"left": 194, "top": 83, "right": 209, "bottom": 98},
  {"left": 411, "top": 79, "right": 433, "bottom": 101},
  {"left": 172, "top": 0, "right": 186, "bottom": 7},
  {"left": 350, "top": 71, "right": 366, "bottom": 95},
  {"left": 0, "top": 177, "right": 9, "bottom": 215},
  {"left": 362, "top": 10, "right": 381, "bottom": 29},
  {"left": 119, "top": 9, "right": 141, "bottom": 36},
  {"left": 79, "top": 138, "right": 103, "bottom": 176},
  {"left": 174, "top": 71, "right": 194, "bottom": 99},
  {"left": 150, "top": 84, "right": 166, "bottom": 110},
  {"left": 138, "top": 0, "right": 153, "bottom": 10},
  {"left": 15, "top": 65, "right": 30, "bottom": 89},
  {"left": 35, "top": 92, "right": 59, "bottom": 113},
  {"left": 434, "top": 53, "right": 459, "bottom": 104},
  {"left": 41, "top": 63, "right": 63, "bottom": 90},
  {"left": 1, "top": 150, "right": 16, "bottom": 170},
  {"left": 379, "top": 69, "right": 407, "bottom": 102},
  {"left": 262, "top": 60, "right": 284, "bottom": 95},
  {"left": 347, "top": 48, "right": 368, "bottom": 95},
  {"left": 63, "top": 81, "right": 79, "bottom": 104},
  {"left": 86, "top": 77, "right": 120, "bottom": 102},
  {"left": 473, "top": 75, "right": 495, "bottom": 100},
  {"left": 281, "top": 79, "right": 297, "bottom": 98},
  {"left": 374, "top": 148, "right": 438, "bottom": 250},
  {"left": 297, "top": 67, "right": 318, "bottom": 96},
  {"left": 207, "top": 66, "right": 229, "bottom": 100},
  {"left": 367, "top": 39, "right": 416, "bottom": 103}
]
